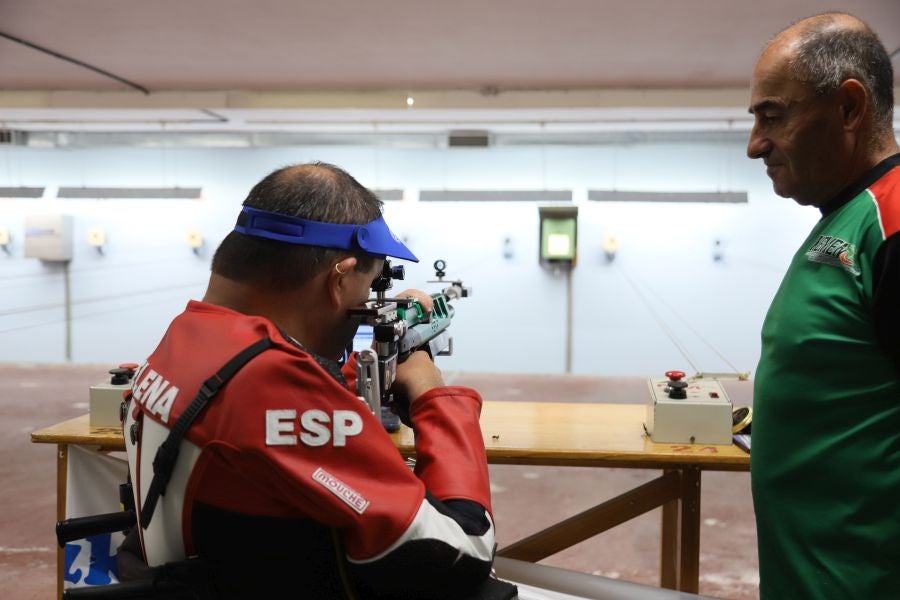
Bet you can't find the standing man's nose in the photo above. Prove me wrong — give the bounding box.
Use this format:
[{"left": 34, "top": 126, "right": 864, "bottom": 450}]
[{"left": 747, "top": 126, "right": 769, "bottom": 160}]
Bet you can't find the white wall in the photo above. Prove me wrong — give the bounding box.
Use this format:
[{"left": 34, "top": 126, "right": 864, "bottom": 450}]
[{"left": 0, "top": 140, "right": 818, "bottom": 376}]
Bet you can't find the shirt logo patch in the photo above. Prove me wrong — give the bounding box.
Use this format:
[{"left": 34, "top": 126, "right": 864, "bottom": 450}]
[
  {"left": 312, "top": 467, "right": 369, "bottom": 514},
  {"left": 804, "top": 235, "right": 860, "bottom": 276}
]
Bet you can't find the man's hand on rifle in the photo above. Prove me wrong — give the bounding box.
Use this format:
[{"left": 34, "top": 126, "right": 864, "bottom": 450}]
[
  {"left": 390, "top": 287, "right": 444, "bottom": 412},
  {"left": 396, "top": 287, "right": 434, "bottom": 315},
  {"left": 395, "top": 349, "right": 445, "bottom": 402}
]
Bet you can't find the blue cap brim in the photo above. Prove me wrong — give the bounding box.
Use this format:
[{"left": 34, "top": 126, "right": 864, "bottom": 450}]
[{"left": 234, "top": 206, "right": 418, "bottom": 262}]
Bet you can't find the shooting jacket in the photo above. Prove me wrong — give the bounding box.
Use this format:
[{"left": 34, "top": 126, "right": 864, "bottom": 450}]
[{"left": 124, "top": 300, "right": 495, "bottom": 599}]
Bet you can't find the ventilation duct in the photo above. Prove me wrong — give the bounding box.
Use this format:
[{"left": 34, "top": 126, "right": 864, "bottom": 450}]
[
  {"left": 0, "top": 130, "right": 28, "bottom": 145},
  {"left": 448, "top": 130, "right": 491, "bottom": 147}
]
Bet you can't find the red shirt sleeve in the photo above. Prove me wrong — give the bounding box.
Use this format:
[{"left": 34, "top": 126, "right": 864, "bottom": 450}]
[{"left": 409, "top": 386, "right": 492, "bottom": 513}]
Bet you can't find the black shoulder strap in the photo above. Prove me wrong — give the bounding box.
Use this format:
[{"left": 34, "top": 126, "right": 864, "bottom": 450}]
[{"left": 140, "top": 337, "right": 273, "bottom": 529}]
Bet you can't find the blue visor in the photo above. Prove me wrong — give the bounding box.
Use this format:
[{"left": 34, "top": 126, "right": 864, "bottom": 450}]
[{"left": 234, "top": 206, "right": 418, "bottom": 262}]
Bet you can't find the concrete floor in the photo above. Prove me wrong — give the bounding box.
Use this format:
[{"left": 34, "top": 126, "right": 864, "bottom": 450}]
[{"left": 2, "top": 364, "right": 758, "bottom": 600}]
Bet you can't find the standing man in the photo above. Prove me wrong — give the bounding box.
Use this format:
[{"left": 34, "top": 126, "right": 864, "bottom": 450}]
[
  {"left": 747, "top": 12, "right": 900, "bottom": 599},
  {"left": 122, "top": 162, "right": 503, "bottom": 599}
]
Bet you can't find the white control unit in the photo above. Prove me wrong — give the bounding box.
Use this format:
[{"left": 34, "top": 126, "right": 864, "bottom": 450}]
[
  {"left": 89, "top": 366, "right": 137, "bottom": 428},
  {"left": 24, "top": 214, "right": 73, "bottom": 261},
  {"left": 645, "top": 373, "right": 732, "bottom": 445}
]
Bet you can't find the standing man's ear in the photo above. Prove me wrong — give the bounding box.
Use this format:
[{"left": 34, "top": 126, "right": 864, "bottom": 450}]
[
  {"left": 327, "top": 256, "right": 358, "bottom": 308},
  {"left": 837, "top": 79, "right": 868, "bottom": 131}
]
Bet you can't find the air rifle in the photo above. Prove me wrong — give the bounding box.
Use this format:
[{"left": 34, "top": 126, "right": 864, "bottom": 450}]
[{"left": 349, "top": 259, "right": 470, "bottom": 431}]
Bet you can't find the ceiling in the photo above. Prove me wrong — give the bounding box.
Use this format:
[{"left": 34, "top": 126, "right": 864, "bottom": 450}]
[{"left": 0, "top": 0, "right": 898, "bottom": 142}]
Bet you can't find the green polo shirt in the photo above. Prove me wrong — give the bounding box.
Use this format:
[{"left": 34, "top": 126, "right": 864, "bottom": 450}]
[{"left": 753, "top": 154, "right": 900, "bottom": 599}]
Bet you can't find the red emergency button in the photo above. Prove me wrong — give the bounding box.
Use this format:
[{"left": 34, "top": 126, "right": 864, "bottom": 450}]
[{"left": 665, "top": 370, "right": 685, "bottom": 381}]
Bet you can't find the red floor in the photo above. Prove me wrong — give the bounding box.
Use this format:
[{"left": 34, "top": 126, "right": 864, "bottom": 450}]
[{"left": 1, "top": 364, "right": 758, "bottom": 599}]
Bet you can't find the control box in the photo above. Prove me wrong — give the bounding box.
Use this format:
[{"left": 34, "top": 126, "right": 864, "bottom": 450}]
[
  {"left": 645, "top": 371, "right": 732, "bottom": 445},
  {"left": 89, "top": 364, "right": 138, "bottom": 428},
  {"left": 24, "top": 214, "right": 73, "bottom": 261}
]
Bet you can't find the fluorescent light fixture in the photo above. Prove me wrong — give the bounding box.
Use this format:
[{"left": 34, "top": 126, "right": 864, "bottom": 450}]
[
  {"left": 420, "top": 190, "right": 571, "bottom": 202},
  {"left": 373, "top": 189, "right": 404, "bottom": 201},
  {"left": 0, "top": 187, "right": 44, "bottom": 198},
  {"left": 588, "top": 190, "right": 748, "bottom": 203},
  {"left": 57, "top": 187, "right": 202, "bottom": 199}
]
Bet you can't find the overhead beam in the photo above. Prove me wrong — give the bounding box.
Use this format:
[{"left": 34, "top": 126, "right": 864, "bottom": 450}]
[{"left": 0, "top": 88, "right": 759, "bottom": 110}]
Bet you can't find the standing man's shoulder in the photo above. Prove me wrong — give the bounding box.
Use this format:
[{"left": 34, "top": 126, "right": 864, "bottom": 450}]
[{"left": 868, "top": 155, "right": 900, "bottom": 239}]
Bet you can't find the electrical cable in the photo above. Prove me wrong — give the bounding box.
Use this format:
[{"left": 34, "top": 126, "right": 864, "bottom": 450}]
[
  {"left": 0, "top": 288, "right": 191, "bottom": 335},
  {"left": 0, "top": 301, "right": 61, "bottom": 318},
  {"left": 638, "top": 273, "right": 746, "bottom": 376},
  {"left": 616, "top": 264, "right": 701, "bottom": 374},
  {"left": 0, "top": 281, "right": 203, "bottom": 319},
  {"left": 197, "top": 108, "right": 228, "bottom": 123},
  {"left": 0, "top": 31, "right": 150, "bottom": 95},
  {"left": 0, "top": 254, "right": 207, "bottom": 282},
  {"left": 618, "top": 263, "right": 751, "bottom": 378}
]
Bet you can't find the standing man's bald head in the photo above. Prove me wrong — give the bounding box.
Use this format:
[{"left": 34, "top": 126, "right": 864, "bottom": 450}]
[
  {"left": 770, "top": 12, "right": 894, "bottom": 137},
  {"left": 747, "top": 12, "right": 898, "bottom": 206}
]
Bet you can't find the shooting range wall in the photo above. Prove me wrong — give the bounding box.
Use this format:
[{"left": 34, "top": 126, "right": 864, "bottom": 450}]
[{"left": 0, "top": 140, "right": 818, "bottom": 376}]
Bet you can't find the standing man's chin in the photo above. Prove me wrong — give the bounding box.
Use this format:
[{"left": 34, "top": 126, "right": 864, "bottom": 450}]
[
  {"left": 786, "top": 193, "right": 816, "bottom": 207},
  {"left": 770, "top": 182, "right": 797, "bottom": 202}
]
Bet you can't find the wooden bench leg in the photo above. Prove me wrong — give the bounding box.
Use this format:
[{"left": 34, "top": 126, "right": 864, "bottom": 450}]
[
  {"left": 57, "top": 443, "right": 68, "bottom": 600},
  {"left": 678, "top": 467, "right": 701, "bottom": 593},
  {"left": 659, "top": 469, "right": 680, "bottom": 589}
]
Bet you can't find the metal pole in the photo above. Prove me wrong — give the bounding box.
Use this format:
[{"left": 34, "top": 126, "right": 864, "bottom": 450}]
[
  {"left": 565, "top": 264, "right": 573, "bottom": 374},
  {"left": 64, "top": 260, "right": 71, "bottom": 361}
]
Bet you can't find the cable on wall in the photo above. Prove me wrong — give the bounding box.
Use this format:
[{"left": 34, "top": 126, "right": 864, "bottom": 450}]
[
  {"left": 0, "top": 280, "right": 202, "bottom": 320},
  {"left": 617, "top": 265, "right": 701, "bottom": 375},
  {"left": 617, "top": 264, "right": 750, "bottom": 379},
  {"left": 640, "top": 274, "right": 749, "bottom": 378}
]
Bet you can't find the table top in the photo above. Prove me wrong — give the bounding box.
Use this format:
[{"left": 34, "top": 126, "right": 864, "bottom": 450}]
[{"left": 32, "top": 402, "right": 749, "bottom": 471}]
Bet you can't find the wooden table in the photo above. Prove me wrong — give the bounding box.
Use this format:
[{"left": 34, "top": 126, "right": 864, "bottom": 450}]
[{"left": 33, "top": 401, "right": 749, "bottom": 597}]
